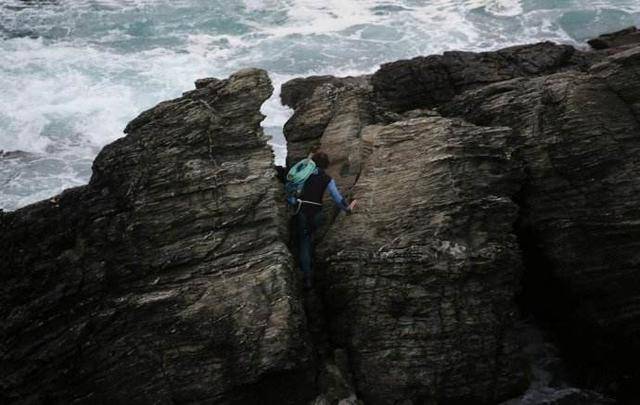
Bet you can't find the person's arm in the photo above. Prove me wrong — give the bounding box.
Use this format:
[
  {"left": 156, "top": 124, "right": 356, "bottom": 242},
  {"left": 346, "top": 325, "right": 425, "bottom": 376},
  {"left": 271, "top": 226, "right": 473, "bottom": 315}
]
[{"left": 327, "top": 179, "right": 351, "bottom": 212}]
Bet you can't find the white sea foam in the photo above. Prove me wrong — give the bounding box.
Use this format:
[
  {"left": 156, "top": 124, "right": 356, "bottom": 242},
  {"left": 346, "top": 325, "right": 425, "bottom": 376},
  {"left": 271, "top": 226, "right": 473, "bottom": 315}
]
[{"left": 484, "top": 0, "right": 524, "bottom": 17}]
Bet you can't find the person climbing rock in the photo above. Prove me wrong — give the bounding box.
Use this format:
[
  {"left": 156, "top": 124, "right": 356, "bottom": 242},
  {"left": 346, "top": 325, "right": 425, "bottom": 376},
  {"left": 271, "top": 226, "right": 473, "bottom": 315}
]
[{"left": 286, "top": 149, "right": 357, "bottom": 289}]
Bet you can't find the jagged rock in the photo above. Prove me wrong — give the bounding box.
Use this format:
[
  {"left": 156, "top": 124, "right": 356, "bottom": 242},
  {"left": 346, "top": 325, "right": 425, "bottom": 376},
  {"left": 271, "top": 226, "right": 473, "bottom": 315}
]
[
  {"left": 592, "top": 46, "right": 640, "bottom": 119},
  {"left": 0, "top": 69, "right": 316, "bottom": 404},
  {"left": 371, "top": 42, "right": 600, "bottom": 112},
  {"left": 281, "top": 76, "right": 342, "bottom": 110},
  {"left": 588, "top": 26, "right": 640, "bottom": 51},
  {"left": 281, "top": 76, "right": 374, "bottom": 178},
  {"left": 281, "top": 75, "right": 370, "bottom": 111},
  {"left": 441, "top": 46, "right": 640, "bottom": 396},
  {"left": 194, "top": 77, "right": 221, "bottom": 89},
  {"left": 281, "top": 35, "right": 640, "bottom": 403},
  {"left": 316, "top": 116, "right": 528, "bottom": 404}
]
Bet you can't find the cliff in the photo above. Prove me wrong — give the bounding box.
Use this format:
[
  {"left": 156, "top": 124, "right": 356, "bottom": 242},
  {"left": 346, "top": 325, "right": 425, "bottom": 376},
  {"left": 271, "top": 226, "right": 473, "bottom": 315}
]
[
  {"left": 2, "top": 27, "right": 640, "bottom": 404},
  {"left": 1, "top": 69, "right": 315, "bottom": 404}
]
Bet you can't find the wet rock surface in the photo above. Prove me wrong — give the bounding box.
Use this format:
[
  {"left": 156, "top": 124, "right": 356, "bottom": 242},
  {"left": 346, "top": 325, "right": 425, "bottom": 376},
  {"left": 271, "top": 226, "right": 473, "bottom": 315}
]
[
  {"left": 588, "top": 26, "right": 640, "bottom": 51},
  {"left": 440, "top": 47, "right": 640, "bottom": 398},
  {"left": 318, "top": 116, "right": 527, "bottom": 404},
  {"left": 0, "top": 69, "right": 315, "bottom": 404},
  {"left": 281, "top": 28, "right": 640, "bottom": 404}
]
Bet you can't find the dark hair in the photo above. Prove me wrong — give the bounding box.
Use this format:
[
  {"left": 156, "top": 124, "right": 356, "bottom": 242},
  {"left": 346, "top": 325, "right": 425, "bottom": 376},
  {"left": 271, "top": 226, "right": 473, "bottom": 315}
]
[{"left": 312, "top": 151, "right": 330, "bottom": 170}]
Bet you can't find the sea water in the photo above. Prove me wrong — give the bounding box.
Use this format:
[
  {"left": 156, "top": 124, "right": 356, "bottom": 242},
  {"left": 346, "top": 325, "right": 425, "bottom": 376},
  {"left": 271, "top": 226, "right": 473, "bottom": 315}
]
[{"left": 1, "top": 0, "right": 639, "bottom": 210}]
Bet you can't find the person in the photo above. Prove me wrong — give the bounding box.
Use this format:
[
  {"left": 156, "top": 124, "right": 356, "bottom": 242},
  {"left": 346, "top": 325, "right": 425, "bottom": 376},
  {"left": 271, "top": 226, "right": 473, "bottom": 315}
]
[{"left": 290, "top": 150, "right": 356, "bottom": 289}]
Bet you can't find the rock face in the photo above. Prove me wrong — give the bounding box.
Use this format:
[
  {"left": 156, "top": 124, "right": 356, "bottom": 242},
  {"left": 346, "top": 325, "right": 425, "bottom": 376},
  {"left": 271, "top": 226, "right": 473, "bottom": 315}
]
[
  {"left": 0, "top": 69, "right": 315, "bottom": 404},
  {"left": 282, "top": 75, "right": 373, "bottom": 175},
  {"left": 282, "top": 30, "right": 640, "bottom": 403},
  {"left": 318, "top": 116, "right": 527, "bottom": 404},
  {"left": 440, "top": 47, "right": 640, "bottom": 393},
  {"left": 281, "top": 61, "right": 531, "bottom": 404}
]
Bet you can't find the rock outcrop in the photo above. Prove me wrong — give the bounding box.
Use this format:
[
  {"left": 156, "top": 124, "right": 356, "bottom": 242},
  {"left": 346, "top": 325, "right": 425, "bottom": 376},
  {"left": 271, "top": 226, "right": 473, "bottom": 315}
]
[
  {"left": 281, "top": 29, "right": 640, "bottom": 403},
  {"left": 588, "top": 26, "right": 640, "bottom": 51},
  {"left": 0, "top": 69, "right": 315, "bottom": 404},
  {"left": 282, "top": 75, "right": 373, "bottom": 174},
  {"left": 370, "top": 42, "right": 600, "bottom": 113},
  {"left": 440, "top": 46, "right": 640, "bottom": 395},
  {"left": 281, "top": 62, "right": 532, "bottom": 404}
]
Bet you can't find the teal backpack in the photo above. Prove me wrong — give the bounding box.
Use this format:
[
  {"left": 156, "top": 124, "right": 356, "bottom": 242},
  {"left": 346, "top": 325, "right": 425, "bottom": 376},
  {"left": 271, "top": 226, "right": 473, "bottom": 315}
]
[{"left": 285, "top": 158, "right": 316, "bottom": 207}]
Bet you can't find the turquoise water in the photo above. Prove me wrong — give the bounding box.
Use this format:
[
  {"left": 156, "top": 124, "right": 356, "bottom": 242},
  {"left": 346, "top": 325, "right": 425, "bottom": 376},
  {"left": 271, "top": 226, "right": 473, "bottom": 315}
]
[{"left": 1, "top": 0, "right": 639, "bottom": 210}]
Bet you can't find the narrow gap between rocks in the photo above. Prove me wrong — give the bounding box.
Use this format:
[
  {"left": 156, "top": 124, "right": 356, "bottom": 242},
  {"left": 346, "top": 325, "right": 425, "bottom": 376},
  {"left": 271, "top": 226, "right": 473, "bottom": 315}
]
[{"left": 271, "top": 82, "right": 362, "bottom": 404}]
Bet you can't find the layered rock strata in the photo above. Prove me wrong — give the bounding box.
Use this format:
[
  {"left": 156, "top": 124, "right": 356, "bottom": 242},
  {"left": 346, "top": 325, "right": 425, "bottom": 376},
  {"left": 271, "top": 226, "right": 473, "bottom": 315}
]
[
  {"left": 281, "top": 30, "right": 640, "bottom": 403},
  {"left": 441, "top": 45, "right": 640, "bottom": 394},
  {"left": 318, "top": 116, "right": 527, "bottom": 404},
  {"left": 0, "top": 69, "right": 315, "bottom": 404},
  {"left": 370, "top": 42, "right": 600, "bottom": 112}
]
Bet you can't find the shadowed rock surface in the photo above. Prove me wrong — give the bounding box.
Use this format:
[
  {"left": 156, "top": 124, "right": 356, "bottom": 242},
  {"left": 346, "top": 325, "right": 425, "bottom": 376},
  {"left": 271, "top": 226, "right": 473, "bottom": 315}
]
[
  {"left": 440, "top": 46, "right": 640, "bottom": 395},
  {"left": 0, "top": 69, "right": 315, "bottom": 404},
  {"left": 588, "top": 26, "right": 640, "bottom": 51}
]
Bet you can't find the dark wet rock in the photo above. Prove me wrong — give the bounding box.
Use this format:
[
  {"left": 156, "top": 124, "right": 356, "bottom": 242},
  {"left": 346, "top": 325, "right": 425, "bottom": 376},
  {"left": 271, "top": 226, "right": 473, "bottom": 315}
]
[
  {"left": 281, "top": 75, "right": 370, "bottom": 111},
  {"left": 591, "top": 46, "right": 640, "bottom": 120},
  {"left": 500, "top": 321, "right": 616, "bottom": 405},
  {"left": 502, "top": 387, "right": 615, "bottom": 405},
  {"left": 371, "top": 42, "right": 600, "bottom": 112},
  {"left": 193, "top": 77, "right": 221, "bottom": 89},
  {"left": 588, "top": 26, "right": 640, "bottom": 51},
  {"left": 312, "top": 348, "right": 360, "bottom": 405},
  {"left": 317, "top": 116, "right": 528, "bottom": 404},
  {"left": 0, "top": 69, "right": 316, "bottom": 404},
  {"left": 281, "top": 34, "right": 640, "bottom": 403},
  {"left": 441, "top": 46, "right": 640, "bottom": 398}
]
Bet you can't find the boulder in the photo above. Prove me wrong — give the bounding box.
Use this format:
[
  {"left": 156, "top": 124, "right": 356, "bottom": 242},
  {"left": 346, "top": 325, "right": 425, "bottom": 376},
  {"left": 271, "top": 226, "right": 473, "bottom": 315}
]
[
  {"left": 0, "top": 69, "right": 315, "bottom": 404},
  {"left": 588, "top": 26, "right": 640, "bottom": 51}
]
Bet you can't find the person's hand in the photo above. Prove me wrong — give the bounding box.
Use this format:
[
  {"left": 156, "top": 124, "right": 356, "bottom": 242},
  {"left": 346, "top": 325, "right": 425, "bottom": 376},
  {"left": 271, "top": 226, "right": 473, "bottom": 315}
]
[{"left": 348, "top": 200, "right": 358, "bottom": 212}]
